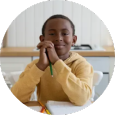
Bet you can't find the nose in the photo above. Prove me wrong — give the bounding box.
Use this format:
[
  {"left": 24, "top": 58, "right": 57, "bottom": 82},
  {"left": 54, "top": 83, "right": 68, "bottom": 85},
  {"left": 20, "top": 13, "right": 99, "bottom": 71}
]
[{"left": 55, "top": 34, "right": 63, "bottom": 42}]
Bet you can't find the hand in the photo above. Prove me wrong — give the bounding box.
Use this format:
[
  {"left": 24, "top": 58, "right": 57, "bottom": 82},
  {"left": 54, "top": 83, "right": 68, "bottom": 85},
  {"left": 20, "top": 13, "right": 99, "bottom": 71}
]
[
  {"left": 37, "top": 41, "right": 59, "bottom": 65},
  {"left": 36, "top": 41, "right": 54, "bottom": 71},
  {"left": 47, "top": 46, "right": 59, "bottom": 65}
]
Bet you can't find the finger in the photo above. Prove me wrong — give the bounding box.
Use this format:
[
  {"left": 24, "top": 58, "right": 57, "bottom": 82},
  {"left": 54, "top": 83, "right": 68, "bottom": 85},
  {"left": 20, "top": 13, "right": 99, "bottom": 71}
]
[
  {"left": 41, "top": 44, "right": 53, "bottom": 49},
  {"left": 40, "top": 45, "right": 52, "bottom": 53},
  {"left": 37, "top": 42, "right": 53, "bottom": 49},
  {"left": 45, "top": 41, "right": 54, "bottom": 46},
  {"left": 37, "top": 42, "right": 44, "bottom": 48},
  {"left": 37, "top": 44, "right": 43, "bottom": 49},
  {"left": 44, "top": 41, "right": 54, "bottom": 47}
]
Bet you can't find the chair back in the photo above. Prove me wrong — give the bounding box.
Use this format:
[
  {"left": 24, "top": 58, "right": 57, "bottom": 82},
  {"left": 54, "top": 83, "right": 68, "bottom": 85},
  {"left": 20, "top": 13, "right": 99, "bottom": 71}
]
[{"left": 91, "top": 71, "right": 103, "bottom": 102}]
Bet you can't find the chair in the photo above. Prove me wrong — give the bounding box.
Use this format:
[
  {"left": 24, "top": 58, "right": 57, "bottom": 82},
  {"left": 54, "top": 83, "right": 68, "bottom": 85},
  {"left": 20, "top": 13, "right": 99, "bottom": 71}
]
[
  {"left": 91, "top": 71, "right": 103, "bottom": 102},
  {"left": 2, "top": 71, "right": 6, "bottom": 79},
  {"left": 2, "top": 71, "right": 37, "bottom": 101}
]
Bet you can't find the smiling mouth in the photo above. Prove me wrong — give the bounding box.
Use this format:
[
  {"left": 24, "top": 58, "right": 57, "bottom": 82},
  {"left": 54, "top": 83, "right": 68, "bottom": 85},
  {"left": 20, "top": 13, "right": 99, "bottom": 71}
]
[{"left": 54, "top": 45, "right": 65, "bottom": 49}]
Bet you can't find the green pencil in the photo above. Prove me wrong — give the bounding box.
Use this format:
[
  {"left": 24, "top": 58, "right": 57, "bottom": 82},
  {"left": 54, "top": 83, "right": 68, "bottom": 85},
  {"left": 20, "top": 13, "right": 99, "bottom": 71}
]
[{"left": 46, "top": 50, "right": 53, "bottom": 77}]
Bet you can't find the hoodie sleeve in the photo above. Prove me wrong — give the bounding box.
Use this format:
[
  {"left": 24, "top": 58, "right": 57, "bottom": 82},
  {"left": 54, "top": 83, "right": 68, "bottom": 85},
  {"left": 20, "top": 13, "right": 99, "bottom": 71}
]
[
  {"left": 53, "top": 59, "right": 93, "bottom": 106},
  {"left": 11, "top": 59, "right": 44, "bottom": 103}
]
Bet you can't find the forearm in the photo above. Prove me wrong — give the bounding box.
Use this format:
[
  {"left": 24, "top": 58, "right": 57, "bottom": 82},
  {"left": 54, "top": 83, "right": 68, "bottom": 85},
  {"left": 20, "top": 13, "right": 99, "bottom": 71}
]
[
  {"left": 11, "top": 80, "right": 36, "bottom": 103},
  {"left": 54, "top": 60, "right": 93, "bottom": 106},
  {"left": 56, "top": 72, "right": 93, "bottom": 105},
  {"left": 11, "top": 64, "right": 44, "bottom": 103}
]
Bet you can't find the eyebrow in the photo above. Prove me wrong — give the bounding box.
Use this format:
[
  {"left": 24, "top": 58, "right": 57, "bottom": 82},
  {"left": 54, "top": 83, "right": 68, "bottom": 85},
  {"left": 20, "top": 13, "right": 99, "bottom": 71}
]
[
  {"left": 48, "top": 29, "right": 55, "bottom": 31},
  {"left": 48, "top": 29, "right": 69, "bottom": 31}
]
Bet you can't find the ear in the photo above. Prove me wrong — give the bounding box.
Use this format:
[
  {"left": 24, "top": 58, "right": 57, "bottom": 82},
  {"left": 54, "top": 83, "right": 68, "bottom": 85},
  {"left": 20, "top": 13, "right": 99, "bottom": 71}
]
[
  {"left": 72, "top": 35, "right": 77, "bottom": 46},
  {"left": 39, "top": 35, "right": 45, "bottom": 42}
]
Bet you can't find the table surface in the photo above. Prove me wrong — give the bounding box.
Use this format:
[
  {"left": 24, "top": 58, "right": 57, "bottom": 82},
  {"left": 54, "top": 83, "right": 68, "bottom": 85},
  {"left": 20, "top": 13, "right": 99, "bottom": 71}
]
[{"left": 24, "top": 100, "right": 93, "bottom": 106}]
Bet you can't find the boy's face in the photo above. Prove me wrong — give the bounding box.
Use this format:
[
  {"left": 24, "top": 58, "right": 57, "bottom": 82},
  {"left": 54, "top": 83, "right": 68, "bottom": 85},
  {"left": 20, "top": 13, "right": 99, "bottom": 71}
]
[{"left": 40, "top": 18, "right": 77, "bottom": 56}]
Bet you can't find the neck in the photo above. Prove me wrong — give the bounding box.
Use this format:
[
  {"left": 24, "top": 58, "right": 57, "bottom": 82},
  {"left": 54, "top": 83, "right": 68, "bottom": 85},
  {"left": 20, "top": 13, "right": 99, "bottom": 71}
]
[{"left": 58, "top": 52, "right": 70, "bottom": 61}]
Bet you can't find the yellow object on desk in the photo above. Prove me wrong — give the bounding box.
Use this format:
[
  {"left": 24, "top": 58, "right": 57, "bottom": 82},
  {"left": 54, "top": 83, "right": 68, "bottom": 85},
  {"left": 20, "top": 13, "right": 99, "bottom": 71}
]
[
  {"left": 38, "top": 100, "right": 51, "bottom": 115},
  {"left": 45, "top": 108, "right": 51, "bottom": 115}
]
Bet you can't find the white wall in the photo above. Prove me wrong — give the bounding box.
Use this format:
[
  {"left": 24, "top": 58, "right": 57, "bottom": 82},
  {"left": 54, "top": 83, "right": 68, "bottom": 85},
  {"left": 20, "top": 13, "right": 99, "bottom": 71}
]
[{"left": 7, "top": 1, "right": 113, "bottom": 47}]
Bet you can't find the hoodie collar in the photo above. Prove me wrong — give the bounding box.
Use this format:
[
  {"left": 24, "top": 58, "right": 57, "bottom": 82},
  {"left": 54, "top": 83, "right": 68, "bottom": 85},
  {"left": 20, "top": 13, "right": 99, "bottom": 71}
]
[{"left": 64, "top": 51, "right": 79, "bottom": 65}]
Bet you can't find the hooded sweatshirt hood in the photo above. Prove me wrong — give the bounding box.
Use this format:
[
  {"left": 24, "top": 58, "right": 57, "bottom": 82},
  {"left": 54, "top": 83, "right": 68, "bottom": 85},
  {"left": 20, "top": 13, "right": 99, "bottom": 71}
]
[{"left": 64, "top": 51, "right": 85, "bottom": 65}]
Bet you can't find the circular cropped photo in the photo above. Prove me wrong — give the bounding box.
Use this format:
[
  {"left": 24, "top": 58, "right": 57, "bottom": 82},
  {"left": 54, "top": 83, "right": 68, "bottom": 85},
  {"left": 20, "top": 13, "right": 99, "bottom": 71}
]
[{"left": 0, "top": 1, "right": 115, "bottom": 114}]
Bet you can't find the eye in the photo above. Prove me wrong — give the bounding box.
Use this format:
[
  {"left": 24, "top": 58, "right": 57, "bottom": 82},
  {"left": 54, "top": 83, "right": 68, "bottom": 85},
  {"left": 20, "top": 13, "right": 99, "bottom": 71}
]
[
  {"left": 49, "top": 33, "right": 55, "bottom": 35},
  {"left": 62, "top": 33, "right": 69, "bottom": 35}
]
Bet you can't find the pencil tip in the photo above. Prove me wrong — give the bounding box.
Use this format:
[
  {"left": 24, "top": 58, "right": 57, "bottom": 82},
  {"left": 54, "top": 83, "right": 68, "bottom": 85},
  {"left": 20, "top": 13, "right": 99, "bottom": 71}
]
[{"left": 51, "top": 75, "right": 53, "bottom": 77}]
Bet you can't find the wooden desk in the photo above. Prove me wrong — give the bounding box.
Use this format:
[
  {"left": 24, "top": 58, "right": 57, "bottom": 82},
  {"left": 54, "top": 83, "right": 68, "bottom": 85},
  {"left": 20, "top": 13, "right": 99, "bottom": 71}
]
[
  {"left": 24, "top": 101, "right": 47, "bottom": 114},
  {"left": 24, "top": 101, "right": 40, "bottom": 106}
]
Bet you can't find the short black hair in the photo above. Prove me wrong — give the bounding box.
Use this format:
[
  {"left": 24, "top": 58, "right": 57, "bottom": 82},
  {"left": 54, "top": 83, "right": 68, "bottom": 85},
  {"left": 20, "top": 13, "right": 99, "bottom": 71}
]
[{"left": 42, "top": 14, "right": 75, "bottom": 36}]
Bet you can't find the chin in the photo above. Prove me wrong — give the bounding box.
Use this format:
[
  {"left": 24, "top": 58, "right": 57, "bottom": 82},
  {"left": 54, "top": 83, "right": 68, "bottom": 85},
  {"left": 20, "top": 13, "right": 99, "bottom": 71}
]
[
  {"left": 56, "top": 50, "right": 69, "bottom": 56},
  {"left": 55, "top": 50, "right": 63, "bottom": 56}
]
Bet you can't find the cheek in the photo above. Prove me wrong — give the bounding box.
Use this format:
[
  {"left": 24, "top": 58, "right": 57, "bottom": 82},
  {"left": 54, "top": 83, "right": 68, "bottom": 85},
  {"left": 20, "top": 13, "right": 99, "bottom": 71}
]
[
  {"left": 64, "top": 37, "right": 72, "bottom": 44},
  {"left": 64, "top": 39, "right": 72, "bottom": 51}
]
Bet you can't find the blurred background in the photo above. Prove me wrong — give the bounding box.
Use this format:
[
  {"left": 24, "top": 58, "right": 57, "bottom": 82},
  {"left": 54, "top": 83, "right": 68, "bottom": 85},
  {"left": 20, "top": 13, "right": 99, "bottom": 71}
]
[
  {"left": 2, "top": 1, "right": 114, "bottom": 47},
  {"left": 0, "top": 0, "right": 115, "bottom": 102}
]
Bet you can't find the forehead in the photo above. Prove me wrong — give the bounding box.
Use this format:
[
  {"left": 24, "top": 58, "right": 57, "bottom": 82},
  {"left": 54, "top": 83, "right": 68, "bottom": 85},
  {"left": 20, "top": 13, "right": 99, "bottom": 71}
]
[{"left": 45, "top": 18, "right": 72, "bottom": 31}]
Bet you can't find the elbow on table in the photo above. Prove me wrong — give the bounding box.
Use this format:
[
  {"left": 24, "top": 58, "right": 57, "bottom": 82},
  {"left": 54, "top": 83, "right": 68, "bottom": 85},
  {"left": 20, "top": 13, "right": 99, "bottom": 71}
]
[
  {"left": 72, "top": 100, "right": 86, "bottom": 106},
  {"left": 72, "top": 90, "right": 92, "bottom": 106},
  {"left": 14, "top": 95, "right": 31, "bottom": 104},
  {"left": 19, "top": 98, "right": 30, "bottom": 104}
]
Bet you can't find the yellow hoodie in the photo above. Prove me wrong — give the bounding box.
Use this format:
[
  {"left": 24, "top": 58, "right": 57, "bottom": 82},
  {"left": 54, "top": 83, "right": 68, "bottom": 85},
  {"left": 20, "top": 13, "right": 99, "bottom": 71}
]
[{"left": 11, "top": 51, "right": 93, "bottom": 106}]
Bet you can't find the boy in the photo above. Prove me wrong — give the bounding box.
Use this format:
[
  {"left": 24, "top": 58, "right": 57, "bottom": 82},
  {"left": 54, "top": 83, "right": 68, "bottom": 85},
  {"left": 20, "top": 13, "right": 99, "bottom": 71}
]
[{"left": 11, "top": 14, "right": 93, "bottom": 106}]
